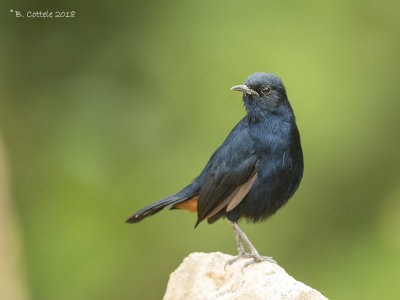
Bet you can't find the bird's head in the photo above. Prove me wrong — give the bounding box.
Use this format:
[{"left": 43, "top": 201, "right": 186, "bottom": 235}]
[{"left": 231, "top": 73, "right": 289, "bottom": 116}]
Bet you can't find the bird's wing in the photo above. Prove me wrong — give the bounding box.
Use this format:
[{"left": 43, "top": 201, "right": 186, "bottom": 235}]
[{"left": 195, "top": 118, "right": 258, "bottom": 225}]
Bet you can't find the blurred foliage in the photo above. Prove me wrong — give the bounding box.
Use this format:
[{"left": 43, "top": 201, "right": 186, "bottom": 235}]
[{"left": 1, "top": 0, "right": 400, "bottom": 299}]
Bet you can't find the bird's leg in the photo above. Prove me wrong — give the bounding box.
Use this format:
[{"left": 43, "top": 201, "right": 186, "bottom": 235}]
[
  {"left": 225, "top": 221, "right": 251, "bottom": 269},
  {"left": 233, "top": 221, "right": 246, "bottom": 255},
  {"left": 225, "top": 221, "right": 276, "bottom": 269},
  {"left": 235, "top": 222, "right": 277, "bottom": 268}
]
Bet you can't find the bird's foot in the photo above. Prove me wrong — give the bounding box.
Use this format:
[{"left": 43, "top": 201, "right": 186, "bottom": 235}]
[
  {"left": 224, "top": 252, "right": 252, "bottom": 270},
  {"left": 224, "top": 253, "right": 277, "bottom": 271},
  {"left": 242, "top": 254, "right": 277, "bottom": 269}
]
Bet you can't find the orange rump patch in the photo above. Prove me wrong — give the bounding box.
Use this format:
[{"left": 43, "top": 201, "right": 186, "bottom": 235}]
[{"left": 173, "top": 196, "right": 198, "bottom": 213}]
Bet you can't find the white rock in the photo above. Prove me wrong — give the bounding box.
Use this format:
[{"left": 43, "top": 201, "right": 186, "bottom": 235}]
[{"left": 163, "top": 252, "right": 328, "bottom": 300}]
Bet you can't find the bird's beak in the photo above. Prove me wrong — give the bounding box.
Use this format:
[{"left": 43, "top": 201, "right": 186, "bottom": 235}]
[{"left": 230, "top": 84, "right": 259, "bottom": 96}]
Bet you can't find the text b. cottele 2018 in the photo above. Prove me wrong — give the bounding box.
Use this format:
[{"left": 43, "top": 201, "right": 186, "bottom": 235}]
[{"left": 11, "top": 10, "right": 76, "bottom": 18}]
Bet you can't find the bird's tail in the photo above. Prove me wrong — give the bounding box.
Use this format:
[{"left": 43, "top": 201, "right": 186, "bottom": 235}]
[{"left": 125, "top": 183, "right": 199, "bottom": 223}]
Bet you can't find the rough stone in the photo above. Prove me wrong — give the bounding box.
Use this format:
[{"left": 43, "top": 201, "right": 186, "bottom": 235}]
[{"left": 163, "top": 252, "right": 328, "bottom": 300}]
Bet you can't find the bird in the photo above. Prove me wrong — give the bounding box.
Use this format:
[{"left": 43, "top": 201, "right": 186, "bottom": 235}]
[{"left": 126, "top": 72, "right": 303, "bottom": 267}]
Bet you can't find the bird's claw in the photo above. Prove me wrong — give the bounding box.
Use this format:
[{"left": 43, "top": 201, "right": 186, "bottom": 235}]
[
  {"left": 242, "top": 255, "right": 277, "bottom": 269},
  {"left": 224, "top": 252, "right": 252, "bottom": 270},
  {"left": 224, "top": 253, "right": 277, "bottom": 271}
]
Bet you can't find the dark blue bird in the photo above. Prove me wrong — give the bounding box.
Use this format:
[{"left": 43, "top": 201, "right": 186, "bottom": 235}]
[{"left": 127, "top": 73, "right": 303, "bottom": 266}]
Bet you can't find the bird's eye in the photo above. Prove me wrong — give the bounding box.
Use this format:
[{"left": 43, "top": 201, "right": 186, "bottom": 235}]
[{"left": 261, "top": 86, "right": 271, "bottom": 95}]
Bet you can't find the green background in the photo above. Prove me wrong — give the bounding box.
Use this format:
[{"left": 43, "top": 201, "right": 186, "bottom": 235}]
[{"left": 1, "top": 0, "right": 400, "bottom": 299}]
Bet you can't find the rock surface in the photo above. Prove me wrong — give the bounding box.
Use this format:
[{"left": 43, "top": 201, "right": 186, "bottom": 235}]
[{"left": 163, "top": 252, "right": 328, "bottom": 300}]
